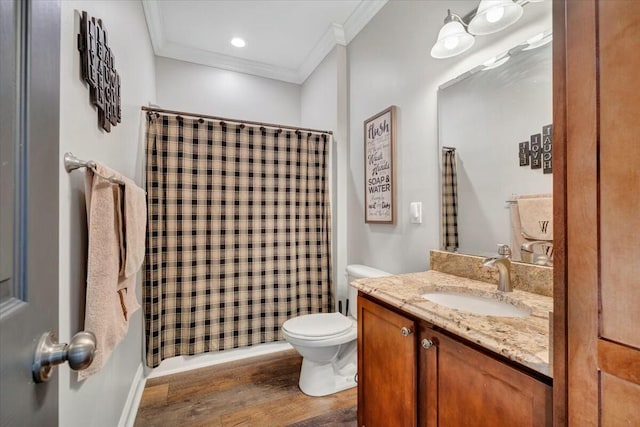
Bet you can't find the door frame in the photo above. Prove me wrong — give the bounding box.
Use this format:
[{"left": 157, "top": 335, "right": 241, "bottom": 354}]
[{"left": 551, "top": 0, "right": 568, "bottom": 424}]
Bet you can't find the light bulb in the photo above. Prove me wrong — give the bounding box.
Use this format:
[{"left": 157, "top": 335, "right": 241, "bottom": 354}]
[
  {"left": 230, "top": 37, "right": 246, "bottom": 48},
  {"left": 444, "top": 37, "right": 460, "bottom": 50},
  {"left": 486, "top": 6, "right": 505, "bottom": 23}
]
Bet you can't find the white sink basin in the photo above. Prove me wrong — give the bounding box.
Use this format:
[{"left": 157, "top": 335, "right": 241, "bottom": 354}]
[{"left": 421, "top": 292, "right": 530, "bottom": 317}]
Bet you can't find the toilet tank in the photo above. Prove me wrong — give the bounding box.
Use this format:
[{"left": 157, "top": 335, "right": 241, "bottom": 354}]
[{"left": 345, "top": 264, "right": 390, "bottom": 319}]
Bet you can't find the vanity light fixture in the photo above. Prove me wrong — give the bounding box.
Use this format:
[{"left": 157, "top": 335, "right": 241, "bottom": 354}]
[
  {"left": 230, "top": 37, "right": 246, "bottom": 48},
  {"left": 431, "top": 0, "right": 542, "bottom": 59},
  {"left": 468, "top": 0, "right": 524, "bottom": 35},
  {"left": 430, "top": 9, "right": 475, "bottom": 59}
]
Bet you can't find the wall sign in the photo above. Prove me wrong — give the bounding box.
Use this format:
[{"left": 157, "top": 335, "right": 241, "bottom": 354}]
[
  {"left": 530, "top": 133, "right": 542, "bottom": 169},
  {"left": 364, "top": 106, "right": 396, "bottom": 224},
  {"left": 519, "top": 141, "right": 530, "bottom": 166},
  {"left": 78, "top": 11, "right": 121, "bottom": 132},
  {"left": 518, "top": 124, "right": 553, "bottom": 174},
  {"left": 542, "top": 124, "right": 553, "bottom": 174}
]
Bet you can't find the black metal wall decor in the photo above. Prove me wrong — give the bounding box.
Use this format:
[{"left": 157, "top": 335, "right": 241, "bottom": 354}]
[
  {"left": 519, "top": 141, "right": 530, "bottom": 166},
  {"left": 530, "top": 133, "right": 542, "bottom": 169},
  {"left": 77, "top": 11, "right": 121, "bottom": 132},
  {"left": 542, "top": 124, "right": 553, "bottom": 174},
  {"left": 518, "top": 124, "right": 553, "bottom": 174}
]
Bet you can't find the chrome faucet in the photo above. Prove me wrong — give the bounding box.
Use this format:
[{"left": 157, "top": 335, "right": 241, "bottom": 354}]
[
  {"left": 483, "top": 244, "right": 512, "bottom": 292},
  {"left": 520, "top": 241, "right": 553, "bottom": 266}
]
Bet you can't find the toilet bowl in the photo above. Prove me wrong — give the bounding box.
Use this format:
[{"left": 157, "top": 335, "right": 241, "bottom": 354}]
[{"left": 282, "top": 264, "right": 390, "bottom": 397}]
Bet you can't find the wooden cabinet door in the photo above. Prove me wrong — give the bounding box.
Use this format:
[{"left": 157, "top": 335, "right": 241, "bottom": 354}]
[
  {"left": 597, "top": 2, "right": 640, "bottom": 423},
  {"left": 560, "top": 0, "right": 640, "bottom": 424},
  {"left": 357, "top": 295, "right": 417, "bottom": 427},
  {"left": 424, "top": 329, "right": 551, "bottom": 427},
  {"left": 418, "top": 324, "right": 438, "bottom": 426}
]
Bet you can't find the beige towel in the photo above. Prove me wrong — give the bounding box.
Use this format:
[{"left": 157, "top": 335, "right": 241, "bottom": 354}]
[
  {"left": 79, "top": 163, "right": 145, "bottom": 380},
  {"left": 118, "top": 177, "right": 147, "bottom": 279},
  {"left": 510, "top": 194, "right": 552, "bottom": 261},
  {"left": 517, "top": 196, "right": 553, "bottom": 241}
]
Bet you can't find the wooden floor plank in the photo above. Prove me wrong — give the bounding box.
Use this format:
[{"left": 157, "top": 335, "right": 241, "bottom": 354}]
[
  {"left": 135, "top": 350, "right": 357, "bottom": 427},
  {"left": 138, "top": 384, "right": 169, "bottom": 409},
  {"left": 163, "top": 352, "right": 302, "bottom": 405},
  {"left": 221, "top": 388, "right": 356, "bottom": 427},
  {"left": 285, "top": 405, "right": 357, "bottom": 427}
]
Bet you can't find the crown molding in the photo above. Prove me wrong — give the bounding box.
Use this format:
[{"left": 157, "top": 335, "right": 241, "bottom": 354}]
[
  {"left": 158, "top": 42, "right": 301, "bottom": 83},
  {"left": 298, "top": 23, "right": 346, "bottom": 84},
  {"left": 343, "top": 0, "right": 388, "bottom": 44},
  {"left": 296, "top": 0, "right": 388, "bottom": 82},
  {"left": 142, "top": 0, "right": 388, "bottom": 84},
  {"left": 141, "top": 0, "right": 164, "bottom": 53}
]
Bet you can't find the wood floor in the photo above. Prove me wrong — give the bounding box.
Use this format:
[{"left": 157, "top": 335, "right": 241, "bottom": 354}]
[{"left": 135, "top": 350, "right": 357, "bottom": 427}]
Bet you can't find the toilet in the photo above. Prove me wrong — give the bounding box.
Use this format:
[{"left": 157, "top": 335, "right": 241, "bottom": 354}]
[{"left": 282, "top": 264, "right": 390, "bottom": 396}]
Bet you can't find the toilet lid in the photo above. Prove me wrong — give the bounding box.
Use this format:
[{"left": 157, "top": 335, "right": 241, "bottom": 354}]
[{"left": 282, "top": 313, "right": 353, "bottom": 338}]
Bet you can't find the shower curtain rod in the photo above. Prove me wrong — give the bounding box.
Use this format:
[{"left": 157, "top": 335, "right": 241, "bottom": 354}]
[{"left": 141, "top": 106, "right": 333, "bottom": 135}]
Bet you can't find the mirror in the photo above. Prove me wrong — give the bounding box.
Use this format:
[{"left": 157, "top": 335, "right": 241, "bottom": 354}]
[{"left": 438, "top": 35, "right": 552, "bottom": 263}]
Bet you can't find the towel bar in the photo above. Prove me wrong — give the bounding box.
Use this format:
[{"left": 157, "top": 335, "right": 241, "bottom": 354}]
[{"left": 64, "top": 152, "right": 124, "bottom": 185}]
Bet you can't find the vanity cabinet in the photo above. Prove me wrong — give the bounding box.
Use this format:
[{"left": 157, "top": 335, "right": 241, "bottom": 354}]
[
  {"left": 358, "top": 294, "right": 552, "bottom": 427},
  {"left": 357, "top": 295, "right": 417, "bottom": 427},
  {"left": 420, "top": 329, "right": 552, "bottom": 426}
]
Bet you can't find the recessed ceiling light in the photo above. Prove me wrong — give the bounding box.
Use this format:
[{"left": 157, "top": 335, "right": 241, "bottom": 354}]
[{"left": 230, "top": 37, "right": 246, "bottom": 48}]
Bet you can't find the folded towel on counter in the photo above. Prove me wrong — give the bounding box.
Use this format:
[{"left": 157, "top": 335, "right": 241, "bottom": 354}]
[
  {"left": 510, "top": 194, "right": 552, "bottom": 261},
  {"left": 517, "top": 196, "right": 553, "bottom": 241},
  {"left": 79, "top": 163, "right": 146, "bottom": 380}
]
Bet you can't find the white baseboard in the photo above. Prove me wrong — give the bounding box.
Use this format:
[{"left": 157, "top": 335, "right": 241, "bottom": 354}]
[
  {"left": 118, "top": 363, "right": 146, "bottom": 427},
  {"left": 147, "top": 342, "right": 293, "bottom": 379}
]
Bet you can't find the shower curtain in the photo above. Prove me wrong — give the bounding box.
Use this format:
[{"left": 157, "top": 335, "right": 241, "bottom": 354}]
[
  {"left": 144, "top": 113, "right": 333, "bottom": 367},
  {"left": 441, "top": 148, "right": 459, "bottom": 251}
]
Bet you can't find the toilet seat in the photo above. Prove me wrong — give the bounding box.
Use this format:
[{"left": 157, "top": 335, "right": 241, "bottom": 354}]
[
  {"left": 282, "top": 313, "right": 352, "bottom": 338},
  {"left": 282, "top": 313, "right": 356, "bottom": 347}
]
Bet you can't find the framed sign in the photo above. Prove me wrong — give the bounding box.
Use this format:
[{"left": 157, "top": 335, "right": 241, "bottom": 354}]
[{"left": 364, "top": 106, "right": 396, "bottom": 224}]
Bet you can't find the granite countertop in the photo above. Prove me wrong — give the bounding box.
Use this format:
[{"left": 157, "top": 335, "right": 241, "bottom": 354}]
[{"left": 351, "top": 270, "right": 553, "bottom": 377}]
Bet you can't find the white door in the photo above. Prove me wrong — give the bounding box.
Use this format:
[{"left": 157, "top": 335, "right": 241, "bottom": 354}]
[{"left": 1, "top": 1, "right": 61, "bottom": 425}]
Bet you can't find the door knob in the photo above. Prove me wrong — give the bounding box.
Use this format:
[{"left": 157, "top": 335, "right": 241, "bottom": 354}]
[
  {"left": 422, "top": 338, "right": 434, "bottom": 349},
  {"left": 33, "top": 331, "right": 97, "bottom": 383},
  {"left": 400, "top": 326, "right": 413, "bottom": 336}
]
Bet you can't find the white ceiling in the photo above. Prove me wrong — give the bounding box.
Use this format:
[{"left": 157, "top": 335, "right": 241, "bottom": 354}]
[{"left": 142, "top": 0, "right": 388, "bottom": 84}]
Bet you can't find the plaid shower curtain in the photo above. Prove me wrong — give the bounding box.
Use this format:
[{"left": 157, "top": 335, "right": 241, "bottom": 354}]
[
  {"left": 144, "top": 113, "right": 333, "bottom": 367},
  {"left": 441, "top": 148, "right": 459, "bottom": 251}
]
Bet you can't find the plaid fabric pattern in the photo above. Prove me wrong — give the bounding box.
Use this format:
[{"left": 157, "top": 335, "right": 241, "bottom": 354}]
[
  {"left": 441, "top": 149, "right": 459, "bottom": 251},
  {"left": 144, "top": 114, "right": 333, "bottom": 368}
]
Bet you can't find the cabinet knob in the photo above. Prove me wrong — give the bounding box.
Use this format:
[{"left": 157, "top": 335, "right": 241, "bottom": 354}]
[
  {"left": 422, "top": 338, "right": 434, "bottom": 349},
  {"left": 400, "top": 326, "right": 413, "bottom": 336}
]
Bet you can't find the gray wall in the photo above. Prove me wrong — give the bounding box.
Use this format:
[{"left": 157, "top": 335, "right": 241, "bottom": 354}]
[
  {"left": 346, "top": 0, "right": 551, "bottom": 274},
  {"left": 156, "top": 56, "right": 301, "bottom": 125},
  {"left": 300, "top": 46, "right": 350, "bottom": 305},
  {"left": 58, "top": 1, "right": 156, "bottom": 425}
]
